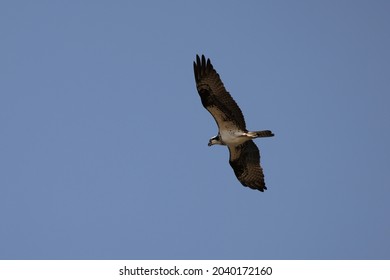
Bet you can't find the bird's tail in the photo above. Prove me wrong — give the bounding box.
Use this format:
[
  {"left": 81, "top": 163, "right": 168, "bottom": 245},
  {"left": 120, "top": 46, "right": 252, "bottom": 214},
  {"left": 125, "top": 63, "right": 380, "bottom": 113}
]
[{"left": 247, "top": 130, "right": 274, "bottom": 138}]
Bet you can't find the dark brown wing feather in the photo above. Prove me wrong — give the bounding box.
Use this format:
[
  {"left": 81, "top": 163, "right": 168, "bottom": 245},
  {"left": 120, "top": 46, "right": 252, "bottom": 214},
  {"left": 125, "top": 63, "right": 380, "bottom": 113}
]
[
  {"left": 228, "top": 140, "right": 267, "bottom": 191},
  {"left": 193, "top": 55, "right": 246, "bottom": 131}
]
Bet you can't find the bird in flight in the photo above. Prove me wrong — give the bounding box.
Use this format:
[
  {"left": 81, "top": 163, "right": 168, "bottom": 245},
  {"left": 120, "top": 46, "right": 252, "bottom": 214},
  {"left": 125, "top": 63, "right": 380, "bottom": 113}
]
[{"left": 193, "top": 55, "right": 274, "bottom": 191}]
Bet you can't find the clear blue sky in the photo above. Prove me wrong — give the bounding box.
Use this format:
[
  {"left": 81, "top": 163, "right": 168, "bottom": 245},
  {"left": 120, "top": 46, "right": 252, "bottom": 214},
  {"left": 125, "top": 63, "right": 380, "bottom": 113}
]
[{"left": 1, "top": 0, "right": 389, "bottom": 259}]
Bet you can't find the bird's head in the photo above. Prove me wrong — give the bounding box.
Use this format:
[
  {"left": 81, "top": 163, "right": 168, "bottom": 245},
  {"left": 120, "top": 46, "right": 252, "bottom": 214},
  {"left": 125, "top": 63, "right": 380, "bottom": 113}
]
[{"left": 208, "top": 135, "right": 222, "bottom": 146}]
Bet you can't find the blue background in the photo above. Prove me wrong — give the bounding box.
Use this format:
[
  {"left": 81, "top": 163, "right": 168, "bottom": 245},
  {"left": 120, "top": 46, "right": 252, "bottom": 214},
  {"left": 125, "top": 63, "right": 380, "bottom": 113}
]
[{"left": 1, "top": 0, "right": 389, "bottom": 259}]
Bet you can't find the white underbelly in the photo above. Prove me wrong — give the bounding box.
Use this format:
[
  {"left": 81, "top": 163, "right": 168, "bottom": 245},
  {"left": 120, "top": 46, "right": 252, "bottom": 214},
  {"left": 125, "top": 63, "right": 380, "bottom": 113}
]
[{"left": 220, "top": 130, "right": 247, "bottom": 145}]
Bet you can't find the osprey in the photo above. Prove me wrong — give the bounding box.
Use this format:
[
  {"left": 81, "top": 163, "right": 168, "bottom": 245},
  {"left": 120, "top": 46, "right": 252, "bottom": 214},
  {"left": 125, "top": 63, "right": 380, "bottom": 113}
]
[{"left": 193, "top": 55, "right": 274, "bottom": 192}]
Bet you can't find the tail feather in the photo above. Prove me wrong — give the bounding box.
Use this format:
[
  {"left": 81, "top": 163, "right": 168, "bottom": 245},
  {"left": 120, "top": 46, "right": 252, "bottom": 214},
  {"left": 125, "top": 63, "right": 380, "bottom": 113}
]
[{"left": 247, "top": 130, "right": 274, "bottom": 138}]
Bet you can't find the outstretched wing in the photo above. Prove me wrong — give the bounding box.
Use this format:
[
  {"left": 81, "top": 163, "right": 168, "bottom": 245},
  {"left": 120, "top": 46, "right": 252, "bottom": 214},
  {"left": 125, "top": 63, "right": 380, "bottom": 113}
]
[
  {"left": 193, "top": 54, "right": 246, "bottom": 131},
  {"left": 228, "top": 141, "right": 267, "bottom": 191}
]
